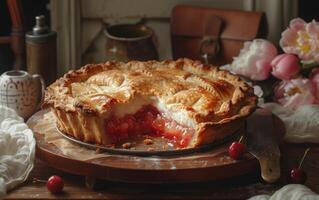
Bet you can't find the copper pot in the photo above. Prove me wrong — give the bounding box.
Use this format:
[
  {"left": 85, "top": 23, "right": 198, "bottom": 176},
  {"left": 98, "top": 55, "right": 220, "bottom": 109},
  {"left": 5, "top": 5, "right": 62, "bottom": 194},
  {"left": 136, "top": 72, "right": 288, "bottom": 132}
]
[{"left": 104, "top": 24, "right": 159, "bottom": 62}]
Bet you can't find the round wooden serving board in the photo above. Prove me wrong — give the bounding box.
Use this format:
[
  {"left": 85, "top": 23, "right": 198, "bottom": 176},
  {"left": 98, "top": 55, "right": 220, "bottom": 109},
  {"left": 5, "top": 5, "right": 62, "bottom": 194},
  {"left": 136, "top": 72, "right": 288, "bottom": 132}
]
[{"left": 27, "top": 109, "right": 284, "bottom": 184}]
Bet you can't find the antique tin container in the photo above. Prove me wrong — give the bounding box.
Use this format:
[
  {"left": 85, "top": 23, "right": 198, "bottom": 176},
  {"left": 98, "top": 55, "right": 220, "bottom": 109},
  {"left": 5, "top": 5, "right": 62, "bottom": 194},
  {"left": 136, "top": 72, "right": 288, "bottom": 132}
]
[{"left": 26, "top": 15, "right": 57, "bottom": 85}]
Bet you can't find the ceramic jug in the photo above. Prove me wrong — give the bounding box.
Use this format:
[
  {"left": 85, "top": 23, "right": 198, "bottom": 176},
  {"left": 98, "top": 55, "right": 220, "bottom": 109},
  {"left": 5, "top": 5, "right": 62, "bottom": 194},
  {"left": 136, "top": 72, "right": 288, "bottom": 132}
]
[{"left": 0, "top": 70, "right": 44, "bottom": 119}]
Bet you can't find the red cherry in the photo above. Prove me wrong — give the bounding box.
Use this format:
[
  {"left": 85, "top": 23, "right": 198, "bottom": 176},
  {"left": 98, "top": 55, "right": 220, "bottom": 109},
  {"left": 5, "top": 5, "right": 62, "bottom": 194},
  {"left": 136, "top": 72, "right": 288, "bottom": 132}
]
[
  {"left": 290, "top": 168, "right": 307, "bottom": 184},
  {"left": 47, "top": 175, "right": 64, "bottom": 194},
  {"left": 228, "top": 142, "right": 247, "bottom": 160},
  {"left": 289, "top": 148, "right": 310, "bottom": 184}
]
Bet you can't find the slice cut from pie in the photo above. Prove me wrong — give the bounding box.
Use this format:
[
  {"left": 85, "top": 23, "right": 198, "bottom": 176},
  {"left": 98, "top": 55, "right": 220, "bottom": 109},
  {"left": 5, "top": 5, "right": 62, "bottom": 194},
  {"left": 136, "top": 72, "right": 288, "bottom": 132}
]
[{"left": 43, "top": 58, "right": 257, "bottom": 149}]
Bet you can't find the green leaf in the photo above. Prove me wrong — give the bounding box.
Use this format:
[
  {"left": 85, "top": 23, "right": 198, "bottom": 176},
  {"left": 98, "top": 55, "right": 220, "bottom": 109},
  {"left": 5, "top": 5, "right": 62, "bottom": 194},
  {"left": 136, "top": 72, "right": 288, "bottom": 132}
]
[
  {"left": 301, "top": 61, "right": 318, "bottom": 70},
  {"left": 254, "top": 76, "right": 278, "bottom": 102},
  {"left": 300, "top": 61, "right": 318, "bottom": 77}
]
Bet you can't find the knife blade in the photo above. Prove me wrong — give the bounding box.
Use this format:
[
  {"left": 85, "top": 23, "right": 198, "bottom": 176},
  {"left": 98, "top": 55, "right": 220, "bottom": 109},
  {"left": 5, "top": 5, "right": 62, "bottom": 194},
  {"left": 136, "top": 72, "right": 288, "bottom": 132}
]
[{"left": 246, "top": 108, "right": 282, "bottom": 183}]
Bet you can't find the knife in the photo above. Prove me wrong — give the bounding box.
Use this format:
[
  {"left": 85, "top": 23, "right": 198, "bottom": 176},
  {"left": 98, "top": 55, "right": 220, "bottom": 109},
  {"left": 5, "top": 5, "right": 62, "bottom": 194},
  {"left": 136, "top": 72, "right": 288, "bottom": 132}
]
[{"left": 246, "top": 108, "right": 283, "bottom": 183}]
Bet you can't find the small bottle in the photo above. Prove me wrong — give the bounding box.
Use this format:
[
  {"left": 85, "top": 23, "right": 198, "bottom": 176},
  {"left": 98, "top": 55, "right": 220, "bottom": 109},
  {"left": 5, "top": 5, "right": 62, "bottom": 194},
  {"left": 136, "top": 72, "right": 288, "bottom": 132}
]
[{"left": 26, "top": 15, "right": 57, "bottom": 85}]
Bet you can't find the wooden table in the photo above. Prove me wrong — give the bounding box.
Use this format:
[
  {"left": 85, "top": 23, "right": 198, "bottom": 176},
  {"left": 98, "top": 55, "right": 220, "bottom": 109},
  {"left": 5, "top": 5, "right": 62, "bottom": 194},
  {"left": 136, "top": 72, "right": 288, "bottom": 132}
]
[{"left": 5, "top": 143, "right": 319, "bottom": 199}]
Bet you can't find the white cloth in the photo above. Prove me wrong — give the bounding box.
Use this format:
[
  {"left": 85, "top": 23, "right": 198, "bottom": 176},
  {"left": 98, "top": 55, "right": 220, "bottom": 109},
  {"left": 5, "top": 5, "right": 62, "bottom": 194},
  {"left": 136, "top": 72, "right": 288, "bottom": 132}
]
[
  {"left": 261, "top": 103, "right": 319, "bottom": 143},
  {"left": 0, "top": 106, "right": 35, "bottom": 199},
  {"left": 249, "top": 184, "right": 319, "bottom": 200}
]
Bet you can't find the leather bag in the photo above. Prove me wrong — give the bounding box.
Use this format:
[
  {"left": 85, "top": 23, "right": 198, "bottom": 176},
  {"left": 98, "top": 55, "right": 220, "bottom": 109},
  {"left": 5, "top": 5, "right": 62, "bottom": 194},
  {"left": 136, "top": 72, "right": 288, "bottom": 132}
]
[{"left": 171, "top": 5, "right": 267, "bottom": 65}]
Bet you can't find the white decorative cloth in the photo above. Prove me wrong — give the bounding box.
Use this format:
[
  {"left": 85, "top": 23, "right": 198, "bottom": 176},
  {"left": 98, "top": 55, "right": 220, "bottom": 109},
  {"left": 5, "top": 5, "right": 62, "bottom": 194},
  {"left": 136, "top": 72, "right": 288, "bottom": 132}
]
[
  {"left": 0, "top": 106, "right": 35, "bottom": 199},
  {"left": 249, "top": 184, "right": 319, "bottom": 200},
  {"left": 261, "top": 103, "right": 319, "bottom": 143}
]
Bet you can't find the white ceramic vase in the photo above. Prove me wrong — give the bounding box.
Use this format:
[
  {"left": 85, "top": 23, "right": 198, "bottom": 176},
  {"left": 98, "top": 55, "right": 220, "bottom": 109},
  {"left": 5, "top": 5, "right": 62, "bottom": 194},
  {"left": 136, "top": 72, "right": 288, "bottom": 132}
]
[{"left": 0, "top": 70, "right": 44, "bottom": 119}]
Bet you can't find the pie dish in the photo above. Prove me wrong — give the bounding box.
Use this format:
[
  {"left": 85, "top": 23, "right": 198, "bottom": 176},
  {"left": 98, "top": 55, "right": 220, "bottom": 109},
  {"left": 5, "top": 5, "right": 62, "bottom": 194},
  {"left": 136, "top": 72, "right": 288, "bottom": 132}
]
[{"left": 43, "top": 58, "right": 257, "bottom": 149}]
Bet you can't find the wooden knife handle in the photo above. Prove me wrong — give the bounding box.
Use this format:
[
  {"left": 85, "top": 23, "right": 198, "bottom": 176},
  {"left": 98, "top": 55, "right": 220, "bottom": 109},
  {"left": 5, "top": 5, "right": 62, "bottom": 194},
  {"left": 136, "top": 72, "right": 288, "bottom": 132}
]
[{"left": 258, "top": 154, "right": 280, "bottom": 183}]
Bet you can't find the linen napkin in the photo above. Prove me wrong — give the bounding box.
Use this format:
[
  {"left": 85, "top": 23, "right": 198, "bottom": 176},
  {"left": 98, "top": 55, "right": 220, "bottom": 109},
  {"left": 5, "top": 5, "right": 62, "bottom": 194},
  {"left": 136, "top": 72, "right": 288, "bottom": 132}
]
[
  {"left": 249, "top": 184, "right": 319, "bottom": 200},
  {"left": 261, "top": 103, "right": 319, "bottom": 143},
  {"left": 0, "top": 106, "right": 35, "bottom": 199}
]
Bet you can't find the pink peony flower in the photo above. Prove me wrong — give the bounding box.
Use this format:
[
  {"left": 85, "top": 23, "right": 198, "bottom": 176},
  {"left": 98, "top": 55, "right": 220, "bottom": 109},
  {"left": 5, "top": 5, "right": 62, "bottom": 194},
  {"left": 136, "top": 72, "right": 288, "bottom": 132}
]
[
  {"left": 271, "top": 54, "right": 300, "bottom": 80},
  {"left": 223, "top": 39, "right": 277, "bottom": 81},
  {"left": 280, "top": 18, "right": 319, "bottom": 63},
  {"left": 310, "top": 68, "right": 319, "bottom": 81},
  {"left": 274, "top": 77, "right": 318, "bottom": 110}
]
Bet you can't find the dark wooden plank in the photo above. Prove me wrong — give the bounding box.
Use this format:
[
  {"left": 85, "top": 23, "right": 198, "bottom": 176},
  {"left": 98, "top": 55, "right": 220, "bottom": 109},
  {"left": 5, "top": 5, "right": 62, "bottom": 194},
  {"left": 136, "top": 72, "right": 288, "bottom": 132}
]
[
  {"left": 5, "top": 144, "right": 319, "bottom": 199},
  {"left": 0, "top": 36, "right": 11, "bottom": 44}
]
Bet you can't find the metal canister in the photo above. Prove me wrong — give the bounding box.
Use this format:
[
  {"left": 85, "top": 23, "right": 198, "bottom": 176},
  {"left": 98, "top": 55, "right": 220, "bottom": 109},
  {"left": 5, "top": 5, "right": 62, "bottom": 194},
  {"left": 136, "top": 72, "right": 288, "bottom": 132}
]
[{"left": 26, "top": 15, "right": 57, "bottom": 85}]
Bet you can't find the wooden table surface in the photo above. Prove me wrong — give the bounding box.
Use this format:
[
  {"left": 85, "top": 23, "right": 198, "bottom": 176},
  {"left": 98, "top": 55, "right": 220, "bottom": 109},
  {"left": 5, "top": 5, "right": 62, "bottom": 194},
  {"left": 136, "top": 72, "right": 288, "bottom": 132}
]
[{"left": 5, "top": 143, "right": 319, "bottom": 199}]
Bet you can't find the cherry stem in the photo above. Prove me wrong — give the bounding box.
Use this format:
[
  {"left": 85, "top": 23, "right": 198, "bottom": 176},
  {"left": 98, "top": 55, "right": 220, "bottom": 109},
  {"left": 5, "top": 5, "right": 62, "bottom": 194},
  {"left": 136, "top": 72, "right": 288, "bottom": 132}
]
[
  {"left": 298, "top": 148, "right": 311, "bottom": 169},
  {"left": 32, "top": 177, "right": 47, "bottom": 183},
  {"left": 238, "top": 135, "right": 244, "bottom": 143}
]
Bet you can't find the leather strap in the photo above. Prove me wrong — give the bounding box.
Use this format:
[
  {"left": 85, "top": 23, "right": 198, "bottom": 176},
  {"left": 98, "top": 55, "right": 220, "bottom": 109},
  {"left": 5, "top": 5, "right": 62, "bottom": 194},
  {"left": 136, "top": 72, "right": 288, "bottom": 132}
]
[{"left": 199, "top": 16, "right": 223, "bottom": 64}]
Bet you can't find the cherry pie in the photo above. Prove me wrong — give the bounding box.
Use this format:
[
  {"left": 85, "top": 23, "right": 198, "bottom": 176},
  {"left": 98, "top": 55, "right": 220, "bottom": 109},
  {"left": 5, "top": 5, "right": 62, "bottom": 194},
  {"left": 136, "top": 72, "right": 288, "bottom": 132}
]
[{"left": 43, "top": 59, "right": 257, "bottom": 149}]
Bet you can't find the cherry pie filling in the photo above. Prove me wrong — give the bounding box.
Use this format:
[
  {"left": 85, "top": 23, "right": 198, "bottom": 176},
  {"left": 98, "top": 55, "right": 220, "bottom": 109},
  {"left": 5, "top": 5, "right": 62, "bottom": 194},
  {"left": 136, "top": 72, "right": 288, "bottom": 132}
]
[{"left": 105, "top": 105, "right": 195, "bottom": 148}]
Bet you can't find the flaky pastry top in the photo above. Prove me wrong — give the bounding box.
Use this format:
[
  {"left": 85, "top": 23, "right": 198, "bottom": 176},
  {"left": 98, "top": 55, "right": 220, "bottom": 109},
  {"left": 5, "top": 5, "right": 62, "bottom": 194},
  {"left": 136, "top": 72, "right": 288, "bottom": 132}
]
[{"left": 44, "top": 59, "right": 257, "bottom": 125}]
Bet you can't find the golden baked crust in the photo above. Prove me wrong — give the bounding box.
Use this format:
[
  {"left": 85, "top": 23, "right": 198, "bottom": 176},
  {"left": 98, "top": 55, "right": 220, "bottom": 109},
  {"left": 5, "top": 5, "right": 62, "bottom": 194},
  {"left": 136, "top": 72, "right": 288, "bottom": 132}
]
[{"left": 43, "top": 58, "right": 257, "bottom": 148}]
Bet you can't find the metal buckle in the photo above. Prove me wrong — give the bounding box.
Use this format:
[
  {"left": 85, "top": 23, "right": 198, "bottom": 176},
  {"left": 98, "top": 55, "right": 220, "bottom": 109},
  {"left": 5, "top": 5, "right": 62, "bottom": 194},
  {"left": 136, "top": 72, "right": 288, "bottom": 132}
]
[{"left": 199, "top": 36, "right": 220, "bottom": 64}]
